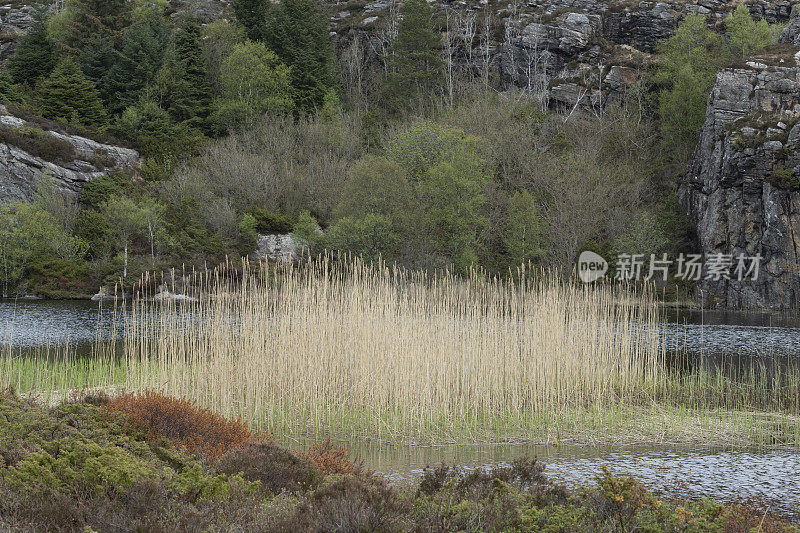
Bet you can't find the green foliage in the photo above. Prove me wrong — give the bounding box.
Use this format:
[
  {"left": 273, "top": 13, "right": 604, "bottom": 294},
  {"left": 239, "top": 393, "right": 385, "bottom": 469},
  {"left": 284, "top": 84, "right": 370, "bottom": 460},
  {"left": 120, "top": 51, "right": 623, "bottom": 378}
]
[
  {"left": 613, "top": 211, "right": 669, "bottom": 257},
  {"left": 79, "top": 172, "right": 134, "bottom": 209},
  {"left": 6, "top": 15, "right": 57, "bottom": 86},
  {"left": 101, "top": 194, "right": 169, "bottom": 277},
  {"left": 247, "top": 207, "right": 296, "bottom": 234},
  {"left": 769, "top": 168, "right": 800, "bottom": 190},
  {"left": 0, "top": 200, "right": 87, "bottom": 296},
  {"left": 387, "top": 122, "right": 489, "bottom": 273},
  {"left": 168, "top": 19, "right": 213, "bottom": 130},
  {"left": 102, "top": 11, "right": 169, "bottom": 114},
  {"left": 383, "top": 0, "right": 443, "bottom": 109},
  {"left": 326, "top": 214, "right": 400, "bottom": 263},
  {"left": 335, "top": 155, "right": 412, "bottom": 221},
  {"left": 291, "top": 210, "right": 323, "bottom": 255},
  {"left": 213, "top": 40, "right": 294, "bottom": 131},
  {"left": 233, "top": 0, "right": 266, "bottom": 40},
  {"left": 201, "top": 20, "right": 247, "bottom": 93},
  {"left": 726, "top": 5, "right": 778, "bottom": 58},
  {"left": 503, "top": 190, "right": 545, "bottom": 268},
  {"left": 115, "top": 98, "right": 205, "bottom": 159},
  {"left": 38, "top": 57, "right": 108, "bottom": 129},
  {"left": 655, "top": 14, "right": 722, "bottom": 166},
  {"left": 262, "top": 0, "right": 335, "bottom": 112},
  {"left": 79, "top": 36, "right": 117, "bottom": 90},
  {"left": 657, "top": 65, "right": 712, "bottom": 160},
  {"left": 65, "top": 0, "right": 133, "bottom": 51},
  {"left": 0, "top": 70, "right": 22, "bottom": 103}
]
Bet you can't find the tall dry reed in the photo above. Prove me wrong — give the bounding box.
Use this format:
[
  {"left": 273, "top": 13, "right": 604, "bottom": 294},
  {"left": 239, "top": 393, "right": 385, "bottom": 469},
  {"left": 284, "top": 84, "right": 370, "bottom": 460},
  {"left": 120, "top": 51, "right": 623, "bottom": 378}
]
[{"left": 119, "top": 257, "right": 664, "bottom": 442}]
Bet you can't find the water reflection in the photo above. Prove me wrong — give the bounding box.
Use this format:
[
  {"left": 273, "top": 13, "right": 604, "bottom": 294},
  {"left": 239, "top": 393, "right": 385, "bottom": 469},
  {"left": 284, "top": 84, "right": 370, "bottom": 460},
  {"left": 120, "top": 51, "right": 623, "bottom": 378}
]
[
  {"left": 294, "top": 440, "right": 799, "bottom": 517},
  {"left": 5, "top": 300, "right": 799, "bottom": 357}
]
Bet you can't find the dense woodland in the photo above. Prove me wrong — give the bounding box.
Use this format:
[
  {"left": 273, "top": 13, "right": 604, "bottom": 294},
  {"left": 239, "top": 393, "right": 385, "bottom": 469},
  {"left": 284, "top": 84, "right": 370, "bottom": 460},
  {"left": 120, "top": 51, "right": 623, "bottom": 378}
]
[{"left": 0, "top": 0, "right": 785, "bottom": 297}]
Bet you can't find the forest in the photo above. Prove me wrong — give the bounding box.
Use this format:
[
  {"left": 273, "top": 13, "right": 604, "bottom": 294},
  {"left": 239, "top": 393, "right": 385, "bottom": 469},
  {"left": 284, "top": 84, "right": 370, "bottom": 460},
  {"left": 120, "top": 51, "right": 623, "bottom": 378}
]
[{"left": 0, "top": 0, "right": 784, "bottom": 297}]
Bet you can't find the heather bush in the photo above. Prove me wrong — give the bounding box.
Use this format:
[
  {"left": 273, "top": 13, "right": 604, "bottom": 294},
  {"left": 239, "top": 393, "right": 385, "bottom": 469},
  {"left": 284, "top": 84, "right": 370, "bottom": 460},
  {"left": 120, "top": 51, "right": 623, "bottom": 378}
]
[
  {"left": 217, "top": 441, "right": 323, "bottom": 493},
  {"left": 1, "top": 393, "right": 797, "bottom": 532},
  {"left": 0, "top": 124, "right": 77, "bottom": 164},
  {"left": 301, "top": 439, "right": 364, "bottom": 476},
  {"left": 104, "top": 390, "right": 261, "bottom": 460}
]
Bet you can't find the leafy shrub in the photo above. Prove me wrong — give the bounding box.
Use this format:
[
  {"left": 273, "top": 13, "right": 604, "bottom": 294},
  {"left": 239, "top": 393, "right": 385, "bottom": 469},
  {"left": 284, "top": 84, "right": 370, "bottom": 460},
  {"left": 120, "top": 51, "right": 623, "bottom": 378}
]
[
  {"left": 104, "top": 390, "right": 261, "bottom": 460},
  {"left": 768, "top": 168, "right": 800, "bottom": 190},
  {"left": 300, "top": 439, "right": 363, "bottom": 475},
  {"left": 23, "top": 256, "right": 93, "bottom": 299},
  {"left": 217, "top": 441, "right": 322, "bottom": 493},
  {"left": 247, "top": 206, "right": 296, "bottom": 234},
  {"left": 280, "top": 475, "right": 409, "bottom": 532},
  {"left": 78, "top": 172, "right": 134, "bottom": 209},
  {"left": 0, "top": 125, "right": 76, "bottom": 164}
]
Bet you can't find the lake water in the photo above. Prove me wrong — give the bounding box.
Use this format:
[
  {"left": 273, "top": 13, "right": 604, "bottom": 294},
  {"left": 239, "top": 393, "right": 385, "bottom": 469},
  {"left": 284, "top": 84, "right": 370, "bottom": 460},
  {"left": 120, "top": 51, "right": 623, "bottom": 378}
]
[
  {"left": 293, "top": 441, "right": 799, "bottom": 518},
  {"left": 2, "top": 299, "right": 800, "bottom": 515},
  {"left": 2, "top": 299, "right": 799, "bottom": 356}
]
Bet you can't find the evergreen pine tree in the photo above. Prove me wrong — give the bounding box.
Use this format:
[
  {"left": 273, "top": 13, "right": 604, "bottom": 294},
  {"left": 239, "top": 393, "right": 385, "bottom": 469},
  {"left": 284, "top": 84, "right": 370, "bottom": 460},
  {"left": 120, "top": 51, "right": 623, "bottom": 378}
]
[
  {"left": 384, "top": 0, "right": 443, "bottom": 106},
  {"left": 232, "top": 0, "right": 266, "bottom": 40},
  {"left": 170, "top": 19, "right": 213, "bottom": 128},
  {"left": 66, "top": 0, "right": 132, "bottom": 51},
  {"left": 103, "top": 12, "right": 168, "bottom": 114},
  {"left": 263, "top": 0, "right": 334, "bottom": 112},
  {"left": 0, "top": 70, "right": 22, "bottom": 102},
  {"left": 7, "top": 16, "right": 57, "bottom": 85},
  {"left": 38, "top": 57, "right": 107, "bottom": 129},
  {"left": 80, "top": 36, "right": 117, "bottom": 90}
]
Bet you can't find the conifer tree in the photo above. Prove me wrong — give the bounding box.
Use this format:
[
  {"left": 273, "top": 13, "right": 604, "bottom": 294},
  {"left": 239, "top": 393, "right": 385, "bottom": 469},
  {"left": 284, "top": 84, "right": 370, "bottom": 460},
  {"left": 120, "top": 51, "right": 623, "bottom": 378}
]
[
  {"left": 38, "top": 58, "right": 107, "bottom": 129},
  {"left": 0, "top": 70, "right": 22, "bottom": 102},
  {"left": 170, "top": 19, "right": 213, "bottom": 128},
  {"left": 232, "top": 0, "right": 266, "bottom": 40},
  {"left": 103, "top": 12, "right": 168, "bottom": 114},
  {"left": 384, "top": 0, "right": 443, "bottom": 107},
  {"left": 66, "top": 0, "right": 132, "bottom": 51},
  {"left": 262, "top": 0, "right": 334, "bottom": 112},
  {"left": 80, "top": 36, "right": 116, "bottom": 90},
  {"left": 7, "top": 16, "right": 57, "bottom": 85}
]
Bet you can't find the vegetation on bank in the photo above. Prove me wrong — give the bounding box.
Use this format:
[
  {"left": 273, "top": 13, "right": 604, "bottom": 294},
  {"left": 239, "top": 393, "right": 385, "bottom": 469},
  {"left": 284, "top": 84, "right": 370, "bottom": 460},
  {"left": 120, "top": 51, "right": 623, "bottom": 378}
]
[
  {"left": 0, "top": 388, "right": 796, "bottom": 532},
  {"left": 0, "top": 0, "right": 785, "bottom": 298},
  {"left": 4, "top": 259, "right": 799, "bottom": 447}
]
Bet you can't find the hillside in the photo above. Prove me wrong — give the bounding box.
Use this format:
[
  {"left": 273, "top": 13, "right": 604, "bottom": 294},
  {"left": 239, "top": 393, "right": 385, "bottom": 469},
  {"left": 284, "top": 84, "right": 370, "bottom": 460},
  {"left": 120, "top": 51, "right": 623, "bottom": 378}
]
[{"left": 0, "top": 0, "right": 797, "bottom": 308}]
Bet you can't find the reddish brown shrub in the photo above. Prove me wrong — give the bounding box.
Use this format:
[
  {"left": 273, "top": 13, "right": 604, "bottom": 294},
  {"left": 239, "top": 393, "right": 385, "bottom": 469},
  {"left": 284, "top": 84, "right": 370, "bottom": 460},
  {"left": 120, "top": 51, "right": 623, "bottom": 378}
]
[
  {"left": 300, "top": 439, "right": 363, "bottom": 475},
  {"left": 104, "top": 390, "right": 261, "bottom": 460}
]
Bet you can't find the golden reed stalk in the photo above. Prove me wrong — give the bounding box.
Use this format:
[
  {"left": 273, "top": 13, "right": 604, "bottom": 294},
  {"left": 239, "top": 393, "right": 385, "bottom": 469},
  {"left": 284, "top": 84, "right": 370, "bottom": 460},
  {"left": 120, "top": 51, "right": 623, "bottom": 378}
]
[{"left": 121, "top": 256, "right": 663, "bottom": 443}]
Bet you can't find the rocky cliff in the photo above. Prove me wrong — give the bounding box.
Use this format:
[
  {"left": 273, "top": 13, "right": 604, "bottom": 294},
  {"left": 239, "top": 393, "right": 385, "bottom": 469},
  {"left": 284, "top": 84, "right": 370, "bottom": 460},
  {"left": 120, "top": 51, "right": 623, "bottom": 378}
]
[
  {"left": 678, "top": 63, "right": 800, "bottom": 309},
  {"left": 334, "top": 0, "right": 793, "bottom": 110},
  {"left": 0, "top": 106, "right": 139, "bottom": 204}
]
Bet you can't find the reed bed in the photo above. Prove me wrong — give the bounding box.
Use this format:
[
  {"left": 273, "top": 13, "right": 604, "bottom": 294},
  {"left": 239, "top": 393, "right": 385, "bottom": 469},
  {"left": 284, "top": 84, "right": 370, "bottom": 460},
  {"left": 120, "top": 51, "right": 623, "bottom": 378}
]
[{"left": 2, "top": 257, "right": 799, "bottom": 446}]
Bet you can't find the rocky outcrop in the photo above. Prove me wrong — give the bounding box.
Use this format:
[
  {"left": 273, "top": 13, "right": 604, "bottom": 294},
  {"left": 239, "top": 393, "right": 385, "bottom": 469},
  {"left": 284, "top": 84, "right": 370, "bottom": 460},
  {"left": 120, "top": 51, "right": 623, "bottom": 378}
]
[
  {"left": 780, "top": 3, "right": 800, "bottom": 45},
  {"left": 0, "top": 4, "right": 37, "bottom": 60},
  {"left": 0, "top": 108, "right": 140, "bottom": 204},
  {"left": 251, "top": 233, "right": 304, "bottom": 263},
  {"left": 334, "top": 0, "right": 795, "bottom": 111},
  {"left": 678, "top": 65, "right": 800, "bottom": 309}
]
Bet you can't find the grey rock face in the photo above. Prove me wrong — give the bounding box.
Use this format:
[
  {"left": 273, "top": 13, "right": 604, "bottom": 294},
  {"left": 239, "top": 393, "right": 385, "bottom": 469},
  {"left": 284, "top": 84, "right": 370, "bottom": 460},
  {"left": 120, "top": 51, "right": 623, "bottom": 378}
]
[
  {"left": 251, "top": 234, "right": 305, "bottom": 263},
  {"left": 780, "top": 4, "right": 800, "bottom": 45},
  {"left": 0, "top": 109, "right": 140, "bottom": 204},
  {"left": 678, "top": 66, "right": 800, "bottom": 309}
]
